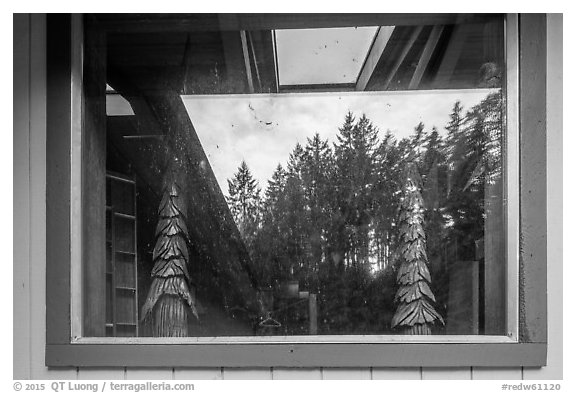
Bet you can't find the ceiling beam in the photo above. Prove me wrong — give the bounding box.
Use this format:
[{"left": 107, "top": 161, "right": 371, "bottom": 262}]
[
  {"left": 94, "top": 13, "right": 489, "bottom": 33},
  {"left": 240, "top": 30, "right": 255, "bottom": 93},
  {"left": 280, "top": 82, "right": 356, "bottom": 93},
  {"left": 218, "top": 14, "right": 251, "bottom": 94},
  {"left": 247, "top": 31, "right": 262, "bottom": 90},
  {"left": 355, "top": 26, "right": 395, "bottom": 91},
  {"left": 381, "top": 25, "right": 424, "bottom": 90},
  {"left": 433, "top": 23, "right": 473, "bottom": 87},
  {"left": 408, "top": 25, "right": 445, "bottom": 89}
]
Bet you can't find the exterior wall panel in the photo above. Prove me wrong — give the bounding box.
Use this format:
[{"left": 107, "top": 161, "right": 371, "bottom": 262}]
[
  {"left": 321, "top": 368, "right": 371, "bottom": 380},
  {"left": 77, "top": 368, "right": 126, "bottom": 380},
  {"left": 125, "top": 369, "right": 174, "bottom": 380},
  {"left": 472, "top": 367, "right": 522, "bottom": 380},
  {"left": 13, "top": 12, "right": 32, "bottom": 381},
  {"left": 421, "top": 367, "right": 471, "bottom": 380},
  {"left": 221, "top": 368, "right": 273, "bottom": 380},
  {"left": 12, "top": 13, "right": 562, "bottom": 380},
  {"left": 174, "top": 368, "right": 223, "bottom": 380},
  {"left": 522, "top": 12, "right": 563, "bottom": 382},
  {"left": 272, "top": 368, "right": 322, "bottom": 380},
  {"left": 371, "top": 368, "right": 421, "bottom": 380}
]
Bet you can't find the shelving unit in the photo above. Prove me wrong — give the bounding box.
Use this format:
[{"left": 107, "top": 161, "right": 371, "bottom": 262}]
[{"left": 105, "top": 172, "right": 138, "bottom": 337}]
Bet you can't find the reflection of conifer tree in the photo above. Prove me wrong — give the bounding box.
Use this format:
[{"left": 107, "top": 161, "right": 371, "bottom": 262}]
[
  {"left": 373, "top": 131, "right": 406, "bottom": 270},
  {"left": 264, "top": 164, "right": 287, "bottom": 212},
  {"left": 392, "top": 163, "right": 443, "bottom": 335},
  {"left": 445, "top": 101, "right": 465, "bottom": 197},
  {"left": 301, "top": 133, "right": 334, "bottom": 289},
  {"left": 256, "top": 164, "right": 288, "bottom": 284},
  {"left": 334, "top": 113, "right": 379, "bottom": 267},
  {"left": 141, "top": 171, "right": 198, "bottom": 337},
  {"left": 227, "top": 160, "right": 261, "bottom": 246}
]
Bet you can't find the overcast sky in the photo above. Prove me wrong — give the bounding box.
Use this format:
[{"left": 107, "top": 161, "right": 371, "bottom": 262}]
[
  {"left": 182, "top": 89, "right": 497, "bottom": 196},
  {"left": 276, "top": 27, "right": 378, "bottom": 85}
]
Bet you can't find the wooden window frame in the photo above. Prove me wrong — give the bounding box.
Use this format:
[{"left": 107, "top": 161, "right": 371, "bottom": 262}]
[{"left": 45, "top": 13, "right": 547, "bottom": 367}]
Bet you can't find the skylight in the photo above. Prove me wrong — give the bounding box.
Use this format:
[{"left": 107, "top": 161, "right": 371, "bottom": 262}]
[{"left": 275, "top": 26, "right": 379, "bottom": 86}]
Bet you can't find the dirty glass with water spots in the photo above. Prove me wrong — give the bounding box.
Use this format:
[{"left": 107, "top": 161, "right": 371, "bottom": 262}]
[{"left": 84, "top": 14, "right": 508, "bottom": 338}]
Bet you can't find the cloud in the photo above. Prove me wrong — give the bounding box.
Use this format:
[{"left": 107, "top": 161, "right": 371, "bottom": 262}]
[{"left": 182, "top": 89, "right": 497, "bottom": 195}]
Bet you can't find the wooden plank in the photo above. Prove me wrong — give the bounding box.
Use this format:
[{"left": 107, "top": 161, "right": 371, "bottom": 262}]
[
  {"left": 174, "top": 368, "right": 223, "bottom": 380},
  {"left": 239, "top": 30, "right": 254, "bottom": 93},
  {"left": 472, "top": 367, "right": 522, "bottom": 380},
  {"left": 272, "top": 368, "right": 322, "bottom": 380},
  {"left": 126, "top": 368, "right": 174, "bottom": 380},
  {"left": 421, "top": 367, "right": 471, "bottom": 380},
  {"left": 47, "top": 343, "right": 547, "bottom": 368},
  {"left": 408, "top": 25, "right": 444, "bottom": 89},
  {"left": 355, "top": 26, "right": 395, "bottom": 91},
  {"left": 523, "top": 13, "right": 562, "bottom": 381},
  {"left": 33, "top": 368, "right": 79, "bottom": 380},
  {"left": 247, "top": 32, "right": 261, "bottom": 89},
  {"left": 247, "top": 30, "right": 277, "bottom": 93},
  {"left": 82, "top": 26, "right": 107, "bottom": 337},
  {"left": 518, "top": 13, "right": 547, "bottom": 346},
  {"left": 46, "top": 13, "right": 73, "bottom": 346},
  {"left": 30, "top": 13, "right": 78, "bottom": 381},
  {"left": 13, "top": 12, "right": 31, "bottom": 381},
  {"left": 78, "top": 368, "right": 126, "bottom": 380},
  {"left": 95, "top": 14, "right": 482, "bottom": 33},
  {"left": 484, "top": 179, "right": 506, "bottom": 335},
  {"left": 322, "top": 368, "right": 371, "bottom": 380},
  {"left": 222, "top": 368, "right": 272, "bottom": 380},
  {"left": 371, "top": 368, "right": 421, "bottom": 380}
]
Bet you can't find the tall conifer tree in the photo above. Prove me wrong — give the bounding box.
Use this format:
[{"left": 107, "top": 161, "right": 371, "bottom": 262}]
[
  {"left": 141, "top": 171, "right": 198, "bottom": 337},
  {"left": 227, "top": 160, "right": 261, "bottom": 244},
  {"left": 392, "top": 163, "right": 443, "bottom": 335}
]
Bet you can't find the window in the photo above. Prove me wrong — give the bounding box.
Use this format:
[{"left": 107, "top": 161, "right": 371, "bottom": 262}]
[{"left": 46, "top": 14, "right": 547, "bottom": 367}]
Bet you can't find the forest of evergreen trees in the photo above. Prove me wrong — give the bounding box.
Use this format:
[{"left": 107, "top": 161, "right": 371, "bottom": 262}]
[{"left": 226, "top": 92, "right": 503, "bottom": 335}]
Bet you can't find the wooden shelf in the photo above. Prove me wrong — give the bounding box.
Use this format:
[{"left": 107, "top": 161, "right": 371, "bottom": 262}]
[
  {"left": 115, "top": 250, "right": 135, "bottom": 256},
  {"left": 105, "top": 172, "right": 139, "bottom": 338},
  {"left": 114, "top": 212, "right": 135, "bottom": 220},
  {"left": 115, "top": 286, "right": 136, "bottom": 291}
]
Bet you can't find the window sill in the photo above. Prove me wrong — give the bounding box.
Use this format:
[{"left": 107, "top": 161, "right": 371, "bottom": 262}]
[{"left": 47, "top": 342, "right": 545, "bottom": 368}]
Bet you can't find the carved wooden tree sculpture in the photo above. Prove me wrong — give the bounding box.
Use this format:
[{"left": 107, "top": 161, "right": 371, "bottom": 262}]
[
  {"left": 391, "top": 163, "right": 444, "bottom": 335},
  {"left": 141, "top": 174, "right": 198, "bottom": 337}
]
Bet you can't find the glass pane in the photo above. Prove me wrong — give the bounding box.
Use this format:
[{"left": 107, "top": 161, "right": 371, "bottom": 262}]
[
  {"left": 83, "top": 14, "right": 507, "bottom": 337},
  {"left": 106, "top": 274, "right": 113, "bottom": 324},
  {"left": 111, "top": 178, "right": 135, "bottom": 215},
  {"left": 114, "top": 215, "right": 135, "bottom": 253},
  {"left": 115, "top": 253, "right": 136, "bottom": 288},
  {"left": 115, "top": 289, "right": 136, "bottom": 324}
]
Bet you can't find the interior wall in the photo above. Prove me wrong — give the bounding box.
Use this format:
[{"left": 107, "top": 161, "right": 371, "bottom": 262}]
[{"left": 12, "top": 13, "right": 562, "bottom": 380}]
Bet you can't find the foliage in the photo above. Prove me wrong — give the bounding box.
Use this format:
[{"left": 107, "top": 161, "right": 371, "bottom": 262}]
[
  {"left": 227, "top": 160, "right": 262, "bottom": 251},
  {"left": 225, "top": 93, "right": 503, "bottom": 334}
]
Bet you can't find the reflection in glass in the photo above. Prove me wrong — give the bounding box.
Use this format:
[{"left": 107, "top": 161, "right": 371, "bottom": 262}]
[{"left": 83, "top": 14, "right": 506, "bottom": 337}]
